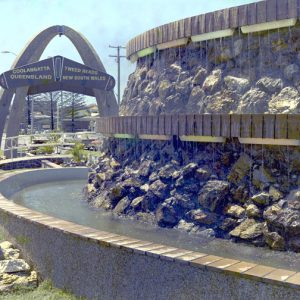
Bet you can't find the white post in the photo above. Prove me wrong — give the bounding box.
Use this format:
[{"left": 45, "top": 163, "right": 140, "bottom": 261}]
[{"left": 31, "top": 96, "right": 34, "bottom": 134}]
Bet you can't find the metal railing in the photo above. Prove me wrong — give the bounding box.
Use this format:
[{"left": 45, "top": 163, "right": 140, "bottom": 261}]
[{"left": 2, "top": 131, "right": 102, "bottom": 160}]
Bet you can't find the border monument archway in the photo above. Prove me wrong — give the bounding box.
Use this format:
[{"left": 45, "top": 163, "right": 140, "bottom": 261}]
[{"left": 0, "top": 25, "right": 119, "bottom": 147}]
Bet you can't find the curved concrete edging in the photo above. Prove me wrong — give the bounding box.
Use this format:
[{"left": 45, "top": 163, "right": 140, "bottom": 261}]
[{"left": 0, "top": 168, "right": 299, "bottom": 299}]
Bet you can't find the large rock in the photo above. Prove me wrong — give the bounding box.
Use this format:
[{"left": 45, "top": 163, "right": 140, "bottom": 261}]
[
  {"left": 187, "top": 209, "right": 218, "bottom": 225},
  {"left": 230, "top": 219, "right": 265, "bottom": 240},
  {"left": 113, "top": 196, "right": 131, "bottom": 214},
  {"left": 246, "top": 204, "right": 261, "bottom": 218},
  {"left": 265, "top": 232, "right": 285, "bottom": 251},
  {"left": 0, "top": 259, "right": 30, "bottom": 274},
  {"left": 149, "top": 180, "right": 168, "bottom": 199},
  {"left": 158, "top": 164, "right": 177, "bottom": 180},
  {"left": 138, "top": 160, "right": 152, "bottom": 177},
  {"left": 202, "top": 69, "right": 222, "bottom": 94},
  {"left": 195, "top": 168, "right": 211, "bottom": 181},
  {"left": 198, "top": 180, "right": 230, "bottom": 212},
  {"left": 186, "top": 86, "right": 206, "bottom": 113},
  {"left": 284, "top": 64, "right": 300, "bottom": 81},
  {"left": 237, "top": 88, "right": 269, "bottom": 113},
  {"left": 269, "top": 87, "right": 300, "bottom": 113},
  {"left": 192, "top": 67, "right": 207, "bottom": 86},
  {"left": 256, "top": 77, "right": 283, "bottom": 94},
  {"left": 158, "top": 80, "right": 174, "bottom": 99},
  {"left": 205, "top": 92, "right": 236, "bottom": 113},
  {"left": 182, "top": 163, "right": 198, "bottom": 178},
  {"left": 108, "top": 185, "right": 127, "bottom": 206},
  {"left": 224, "top": 204, "right": 245, "bottom": 219},
  {"left": 251, "top": 192, "right": 270, "bottom": 207},
  {"left": 252, "top": 166, "right": 275, "bottom": 190},
  {"left": 228, "top": 154, "right": 252, "bottom": 185},
  {"left": 264, "top": 207, "right": 300, "bottom": 237},
  {"left": 156, "top": 201, "right": 178, "bottom": 227},
  {"left": 224, "top": 76, "right": 249, "bottom": 94},
  {"left": 0, "top": 271, "right": 37, "bottom": 293},
  {"left": 175, "top": 77, "right": 192, "bottom": 100}
]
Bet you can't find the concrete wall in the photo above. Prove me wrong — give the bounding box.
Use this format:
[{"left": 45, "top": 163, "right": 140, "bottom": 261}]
[{"left": 0, "top": 169, "right": 300, "bottom": 299}]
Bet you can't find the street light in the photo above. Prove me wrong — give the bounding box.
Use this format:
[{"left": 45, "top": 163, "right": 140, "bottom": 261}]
[{"left": 0, "top": 50, "right": 17, "bottom": 56}]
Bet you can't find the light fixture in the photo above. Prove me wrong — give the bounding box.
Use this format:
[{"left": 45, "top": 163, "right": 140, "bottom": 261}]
[
  {"left": 137, "top": 47, "right": 156, "bottom": 58},
  {"left": 191, "top": 29, "right": 234, "bottom": 43},
  {"left": 157, "top": 38, "right": 188, "bottom": 50},
  {"left": 241, "top": 18, "right": 297, "bottom": 34}
]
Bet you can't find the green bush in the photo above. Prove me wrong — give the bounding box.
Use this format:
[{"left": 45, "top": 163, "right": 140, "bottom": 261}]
[
  {"left": 36, "top": 145, "right": 54, "bottom": 155},
  {"left": 68, "top": 142, "right": 87, "bottom": 163}
]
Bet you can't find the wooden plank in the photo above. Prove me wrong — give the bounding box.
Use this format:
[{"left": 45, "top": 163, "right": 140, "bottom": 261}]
[
  {"left": 179, "top": 19, "right": 185, "bottom": 39},
  {"left": 184, "top": 17, "right": 191, "bottom": 37},
  {"left": 131, "top": 116, "right": 137, "bottom": 135},
  {"left": 171, "top": 114, "right": 179, "bottom": 136},
  {"left": 240, "top": 114, "right": 252, "bottom": 138},
  {"left": 111, "top": 117, "right": 115, "bottom": 134},
  {"left": 203, "top": 114, "right": 212, "bottom": 136},
  {"left": 238, "top": 4, "right": 248, "bottom": 27},
  {"left": 168, "top": 22, "right": 176, "bottom": 41},
  {"left": 195, "top": 114, "right": 203, "bottom": 136},
  {"left": 198, "top": 14, "right": 206, "bottom": 34},
  {"left": 152, "top": 115, "right": 159, "bottom": 135},
  {"left": 223, "top": 8, "right": 230, "bottom": 29},
  {"left": 267, "top": 0, "right": 277, "bottom": 22},
  {"left": 165, "top": 115, "right": 172, "bottom": 135},
  {"left": 146, "top": 116, "right": 153, "bottom": 135},
  {"left": 277, "top": 0, "right": 288, "bottom": 20},
  {"left": 179, "top": 114, "right": 187, "bottom": 136},
  {"left": 275, "top": 114, "right": 288, "bottom": 139},
  {"left": 252, "top": 115, "right": 263, "bottom": 138},
  {"left": 214, "top": 10, "right": 224, "bottom": 31},
  {"left": 247, "top": 3, "right": 257, "bottom": 25},
  {"left": 136, "top": 116, "right": 142, "bottom": 135},
  {"left": 256, "top": 1, "right": 267, "bottom": 24},
  {"left": 158, "top": 26, "right": 163, "bottom": 44},
  {"left": 141, "top": 115, "right": 147, "bottom": 135},
  {"left": 158, "top": 115, "right": 165, "bottom": 135},
  {"left": 288, "top": 0, "right": 297, "bottom": 18},
  {"left": 263, "top": 115, "right": 275, "bottom": 139},
  {"left": 230, "top": 114, "right": 241, "bottom": 137},
  {"left": 186, "top": 114, "right": 195, "bottom": 136},
  {"left": 288, "top": 114, "right": 300, "bottom": 139},
  {"left": 221, "top": 114, "right": 230, "bottom": 137},
  {"left": 205, "top": 12, "right": 214, "bottom": 33},
  {"left": 191, "top": 15, "right": 199, "bottom": 36},
  {"left": 162, "top": 24, "right": 169, "bottom": 43},
  {"left": 212, "top": 114, "right": 221, "bottom": 137},
  {"left": 229, "top": 6, "right": 239, "bottom": 28}
]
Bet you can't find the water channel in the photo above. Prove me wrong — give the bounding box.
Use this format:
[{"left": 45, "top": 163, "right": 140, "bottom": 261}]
[{"left": 8, "top": 179, "right": 300, "bottom": 272}]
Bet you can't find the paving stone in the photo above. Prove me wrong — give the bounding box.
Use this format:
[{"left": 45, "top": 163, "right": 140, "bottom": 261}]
[
  {"left": 244, "top": 265, "right": 276, "bottom": 277},
  {"left": 264, "top": 269, "right": 296, "bottom": 282},
  {"left": 225, "top": 261, "right": 257, "bottom": 273}
]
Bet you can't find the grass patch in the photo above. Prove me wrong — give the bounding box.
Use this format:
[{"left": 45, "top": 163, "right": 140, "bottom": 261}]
[{"left": 0, "top": 280, "right": 84, "bottom": 300}]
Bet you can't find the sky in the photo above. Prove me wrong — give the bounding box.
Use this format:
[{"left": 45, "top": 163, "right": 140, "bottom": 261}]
[{"left": 0, "top": 0, "right": 260, "bottom": 102}]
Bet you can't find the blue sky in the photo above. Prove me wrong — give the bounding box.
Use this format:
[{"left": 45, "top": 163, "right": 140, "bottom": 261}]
[{"left": 0, "top": 0, "right": 260, "bottom": 100}]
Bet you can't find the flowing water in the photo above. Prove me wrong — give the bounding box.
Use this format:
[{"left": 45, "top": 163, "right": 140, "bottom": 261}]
[{"left": 9, "top": 179, "right": 300, "bottom": 271}]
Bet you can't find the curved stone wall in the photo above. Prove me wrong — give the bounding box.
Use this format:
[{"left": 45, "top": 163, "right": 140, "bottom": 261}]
[{"left": 121, "top": 1, "right": 300, "bottom": 116}]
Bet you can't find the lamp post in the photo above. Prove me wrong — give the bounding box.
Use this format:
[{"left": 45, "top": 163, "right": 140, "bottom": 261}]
[{"left": 0, "top": 50, "right": 17, "bottom": 56}]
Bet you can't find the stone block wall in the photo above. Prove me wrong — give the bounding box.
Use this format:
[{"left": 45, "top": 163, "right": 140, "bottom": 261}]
[{"left": 121, "top": 24, "right": 300, "bottom": 116}]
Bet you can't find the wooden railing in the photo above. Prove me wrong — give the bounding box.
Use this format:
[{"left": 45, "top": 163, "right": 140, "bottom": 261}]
[{"left": 95, "top": 114, "right": 300, "bottom": 140}]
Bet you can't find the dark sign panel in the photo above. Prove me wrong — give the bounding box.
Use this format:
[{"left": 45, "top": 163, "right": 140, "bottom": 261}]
[
  {"left": 0, "top": 55, "right": 115, "bottom": 92},
  {"left": 0, "top": 59, "right": 53, "bottom": 89}
]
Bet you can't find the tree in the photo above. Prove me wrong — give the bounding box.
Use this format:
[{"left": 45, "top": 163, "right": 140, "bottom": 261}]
[{"left": 61, "top": 93, "right": 88, "bottom": 132}]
